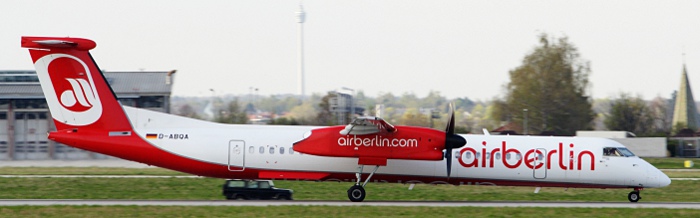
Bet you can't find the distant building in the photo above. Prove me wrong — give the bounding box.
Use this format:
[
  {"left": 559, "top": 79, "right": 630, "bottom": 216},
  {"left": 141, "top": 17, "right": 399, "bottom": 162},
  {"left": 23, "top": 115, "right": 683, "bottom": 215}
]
[
  {"left": 330, "top": 91, "right": 366, "bottom": 125},
  {"left": 576, "top": 131, "right": 635, "bottom": 138},
  {"left": 576, "top": 131, "right": 667, "bottom": 157},
  {"left": 0, "top": 70, "right": 174, "bottom": 160},
  {"left": 490, "top": 122, "right": 523, "bottom": 135}
]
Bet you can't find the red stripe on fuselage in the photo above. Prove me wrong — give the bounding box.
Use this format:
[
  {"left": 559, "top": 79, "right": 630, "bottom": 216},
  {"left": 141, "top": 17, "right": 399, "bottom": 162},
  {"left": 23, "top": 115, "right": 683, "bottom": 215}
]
[{"left": 49, "top": 129, "right": 628, "bottom": 189}]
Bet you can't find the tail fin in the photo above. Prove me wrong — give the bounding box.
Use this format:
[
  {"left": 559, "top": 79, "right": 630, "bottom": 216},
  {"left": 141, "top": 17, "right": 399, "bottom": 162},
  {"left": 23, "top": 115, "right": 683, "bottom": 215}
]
[{"left": 21, "top": 36, "right": 132, "bottom": 132}]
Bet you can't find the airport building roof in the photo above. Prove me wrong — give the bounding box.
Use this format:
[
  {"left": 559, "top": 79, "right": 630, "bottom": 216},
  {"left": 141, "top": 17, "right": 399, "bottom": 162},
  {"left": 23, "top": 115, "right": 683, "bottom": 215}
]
[{"left": 0, "top": 70, "right": 175, "bottom": 99}]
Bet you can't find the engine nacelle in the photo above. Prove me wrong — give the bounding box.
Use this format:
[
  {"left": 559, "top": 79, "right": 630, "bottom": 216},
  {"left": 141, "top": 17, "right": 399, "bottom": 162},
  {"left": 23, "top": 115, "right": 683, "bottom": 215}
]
[{"left": 293, "top": 125, "right": 446, "bottom": 165}]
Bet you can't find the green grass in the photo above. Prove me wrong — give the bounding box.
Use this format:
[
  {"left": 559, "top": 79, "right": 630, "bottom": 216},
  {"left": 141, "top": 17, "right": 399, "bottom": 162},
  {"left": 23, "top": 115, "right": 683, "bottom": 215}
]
[
  {"left": 0, "top": 177, "right": 695, "bottom": 202},
  {"left": 0, "top": 164, "right": 698, "bottom": 218},
  {"left": 0, "top": 165, "right": 698, "bottom": 202},
  {"left": 1, "top": 206, "right": 700, "bottom": 218},
  {"left": 643, "top": 157, "right": 700, "bottom": 169},
  {"left": 663, "top": 170, "right": 700, "bottom": 178}
]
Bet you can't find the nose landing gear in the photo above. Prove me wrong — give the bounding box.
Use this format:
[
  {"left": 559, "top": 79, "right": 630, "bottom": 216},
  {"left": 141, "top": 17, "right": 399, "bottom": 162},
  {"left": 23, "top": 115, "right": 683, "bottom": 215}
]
[
  {"left": 628, "top": 188, "right": 643, "bottom": 202},
  {"left": 347, "top": 165, "right": 379, "bottom": 202}
]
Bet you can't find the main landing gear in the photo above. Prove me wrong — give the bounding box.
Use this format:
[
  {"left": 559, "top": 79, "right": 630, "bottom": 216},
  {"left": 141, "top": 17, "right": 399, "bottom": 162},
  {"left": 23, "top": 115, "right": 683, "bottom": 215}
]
[
  {"left": 348, "top": 165, "right": 379, "bottom": 202},
  {"left": 628, "top": 188, "right": 643, "bottom": 202}
]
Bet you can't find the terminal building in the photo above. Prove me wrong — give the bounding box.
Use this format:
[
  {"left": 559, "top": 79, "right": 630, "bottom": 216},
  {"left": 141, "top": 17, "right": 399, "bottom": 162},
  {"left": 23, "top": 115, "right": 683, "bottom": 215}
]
[{"left": 0, "top": 70, "right": 175, "bottom": 160}]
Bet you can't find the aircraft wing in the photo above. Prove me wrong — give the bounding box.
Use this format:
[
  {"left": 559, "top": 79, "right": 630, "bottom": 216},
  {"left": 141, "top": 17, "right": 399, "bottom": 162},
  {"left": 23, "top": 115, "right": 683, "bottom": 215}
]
[{"left": 339, "top": 117, "right": 396, "bottom": 135}]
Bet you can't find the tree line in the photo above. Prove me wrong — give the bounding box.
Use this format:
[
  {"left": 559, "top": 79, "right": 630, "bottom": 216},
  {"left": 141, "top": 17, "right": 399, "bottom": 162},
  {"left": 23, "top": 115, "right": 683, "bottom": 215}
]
[{"left": 171, "top": 33, "right": 678, "bottom": 136}]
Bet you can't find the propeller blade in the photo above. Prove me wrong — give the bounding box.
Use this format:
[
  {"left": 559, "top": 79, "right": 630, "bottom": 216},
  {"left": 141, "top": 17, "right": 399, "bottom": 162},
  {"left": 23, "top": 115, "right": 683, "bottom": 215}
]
[
  {"left": 444, "top": 103, "right": 465, "bottom": 178},
  {"left": 446, "top": 103, "right": 455, "bottom": 134}
]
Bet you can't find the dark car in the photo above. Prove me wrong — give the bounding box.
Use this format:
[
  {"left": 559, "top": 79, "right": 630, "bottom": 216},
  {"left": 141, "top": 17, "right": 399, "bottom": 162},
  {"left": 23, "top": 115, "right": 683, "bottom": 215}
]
[{"left": 222, "top": 179, "right": 293, "bottom": 200}]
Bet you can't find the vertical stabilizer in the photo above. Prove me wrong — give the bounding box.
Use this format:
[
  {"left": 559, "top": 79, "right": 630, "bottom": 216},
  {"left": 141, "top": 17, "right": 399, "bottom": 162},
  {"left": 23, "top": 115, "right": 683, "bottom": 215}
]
[{"left": 21, "top": 36, "right": 132, "bottom": 132}]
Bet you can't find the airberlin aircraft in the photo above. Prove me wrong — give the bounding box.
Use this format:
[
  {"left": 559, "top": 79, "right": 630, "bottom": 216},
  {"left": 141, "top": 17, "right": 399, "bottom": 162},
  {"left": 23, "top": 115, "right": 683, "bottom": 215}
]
[{"left": 22, "top": 36, "right": 670, "bottom": 203}]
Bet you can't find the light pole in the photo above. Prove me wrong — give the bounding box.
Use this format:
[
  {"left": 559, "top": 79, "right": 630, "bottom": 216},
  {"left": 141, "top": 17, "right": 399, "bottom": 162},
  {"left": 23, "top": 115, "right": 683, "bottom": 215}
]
[
  {"left": 209, "top": 88, "right": 216, "bottom": 119},
  {"left": 296, "top": 4, "right": 306, "bottom": 98},
  {"left": 523, "top": 109, "right": 528, "bottom": 135},
  {"left": 254, "top": 88, "right": 259, "bottom": 114},
  {"left": 249, "top": 87, "right": 253, "bottom": 105},
  {"left": 430, "top": 109, "right": 440, "bottom": 129}
]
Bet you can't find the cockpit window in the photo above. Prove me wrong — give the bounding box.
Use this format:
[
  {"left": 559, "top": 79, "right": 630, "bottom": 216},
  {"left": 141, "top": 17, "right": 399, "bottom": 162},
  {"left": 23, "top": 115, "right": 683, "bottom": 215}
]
[
  {"left": 617, "top": 147, "right": 636, "bottom": 157},
  {"left": 603, "top": 147, "right": 636, "bottom": 157}
]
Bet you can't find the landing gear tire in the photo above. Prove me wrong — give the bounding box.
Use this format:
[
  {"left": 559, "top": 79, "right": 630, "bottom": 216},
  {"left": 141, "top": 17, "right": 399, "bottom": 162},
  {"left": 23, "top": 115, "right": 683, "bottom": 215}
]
[
  {"left": 347, "top": 185, "right": 366, "bottom": 202},
  {"left": 628, "top": 191, "right": 641, "bottom": 202}
]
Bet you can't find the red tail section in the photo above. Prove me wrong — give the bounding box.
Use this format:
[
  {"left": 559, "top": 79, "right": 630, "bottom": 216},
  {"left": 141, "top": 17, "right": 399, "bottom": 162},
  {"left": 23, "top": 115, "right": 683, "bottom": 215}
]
[
  {"left": 21, "top": 36, "right": 239, "bottom": 178},
  {"left": 21, "top": 36, "right": 132, "bottom": 132}
]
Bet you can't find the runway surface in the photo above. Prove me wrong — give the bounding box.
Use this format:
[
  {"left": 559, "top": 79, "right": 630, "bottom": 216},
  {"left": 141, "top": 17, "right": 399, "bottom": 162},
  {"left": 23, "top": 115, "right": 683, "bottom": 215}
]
[{"left": 1, "top": 200, "right": 699, "bottom": 208}]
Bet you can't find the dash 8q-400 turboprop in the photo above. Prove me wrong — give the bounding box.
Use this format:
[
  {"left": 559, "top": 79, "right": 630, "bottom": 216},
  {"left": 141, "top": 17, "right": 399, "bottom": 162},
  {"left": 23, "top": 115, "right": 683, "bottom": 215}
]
[{"left": 22, "top": 36, "right": 670, "bottom": 202}]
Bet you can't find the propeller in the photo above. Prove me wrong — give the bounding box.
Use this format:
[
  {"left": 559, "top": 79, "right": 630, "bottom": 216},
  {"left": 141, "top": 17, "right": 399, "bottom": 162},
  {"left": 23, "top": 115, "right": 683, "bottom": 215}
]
[{"left": 444, "top": 103, "right": 467, "bottom": 178}]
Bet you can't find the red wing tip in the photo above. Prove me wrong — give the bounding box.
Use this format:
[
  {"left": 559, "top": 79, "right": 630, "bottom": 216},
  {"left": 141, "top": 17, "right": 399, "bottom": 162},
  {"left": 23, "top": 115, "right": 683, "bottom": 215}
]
[{"left": 21, "top": 36, "right": 96, "bottom": 50}]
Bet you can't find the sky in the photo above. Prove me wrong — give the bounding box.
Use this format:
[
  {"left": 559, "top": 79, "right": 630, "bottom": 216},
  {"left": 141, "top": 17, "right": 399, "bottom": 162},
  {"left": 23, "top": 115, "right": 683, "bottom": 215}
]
[{"left": 2, "top": 1, "right": 700, "bottom": 101}]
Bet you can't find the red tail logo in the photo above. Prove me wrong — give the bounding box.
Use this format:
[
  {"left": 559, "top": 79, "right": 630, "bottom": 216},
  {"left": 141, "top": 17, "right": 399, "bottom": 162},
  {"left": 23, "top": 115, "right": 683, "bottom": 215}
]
[
  {"left": 60, "top": 78, "right": 96, "bottom": 110},
  {"left": 47, "top": 56, "right": 98, "bottom": 112},
  {"left": 35, "top": 53, "right": 103, "bottom": 126}
]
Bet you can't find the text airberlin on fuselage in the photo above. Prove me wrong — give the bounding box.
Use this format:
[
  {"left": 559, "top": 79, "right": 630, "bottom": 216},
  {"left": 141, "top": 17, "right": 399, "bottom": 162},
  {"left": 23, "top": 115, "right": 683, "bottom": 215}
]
[
  {"left": 337, "top": 135, "right": 419, "bottom": 148},
  {"left": 459, "top": 141, "right": 596, "bottom": 171}
]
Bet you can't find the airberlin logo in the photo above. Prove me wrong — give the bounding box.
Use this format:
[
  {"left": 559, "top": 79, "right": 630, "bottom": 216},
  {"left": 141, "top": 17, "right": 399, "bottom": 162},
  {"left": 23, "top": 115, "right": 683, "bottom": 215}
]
[
  {"left": 60, "top": 78, "right": 97, "bottom": 111},
  {"left": 338, "top": 135, "right": 419, "bottom": 148},
  {"left": 34, "top": 53, "right": 103, "bottom": 126}
]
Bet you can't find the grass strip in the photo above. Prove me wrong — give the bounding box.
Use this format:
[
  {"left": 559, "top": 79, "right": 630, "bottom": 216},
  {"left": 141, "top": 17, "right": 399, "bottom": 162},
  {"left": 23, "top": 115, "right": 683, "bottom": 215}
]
[
  {"left": 643, "top": 158, "right": 700, "bottom": 169},
  {"left": 0, "top": 178, "right": 696, "bottom": 202},
  {"left": 2, "top": 206, "right": 700, "bottom": 218}
]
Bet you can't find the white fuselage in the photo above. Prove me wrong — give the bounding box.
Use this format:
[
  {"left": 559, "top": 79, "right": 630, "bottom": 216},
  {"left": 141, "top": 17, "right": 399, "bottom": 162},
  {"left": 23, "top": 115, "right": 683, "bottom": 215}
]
[{"left": 126, "top": 106, "right": 671, "bottom": 188}]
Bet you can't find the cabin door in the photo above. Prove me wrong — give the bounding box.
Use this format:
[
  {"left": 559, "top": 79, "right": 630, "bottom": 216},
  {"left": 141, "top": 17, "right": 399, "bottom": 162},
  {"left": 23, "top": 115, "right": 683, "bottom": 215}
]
[
  {"left": 228, "top": 140, "right": 246, "bottom": 171},
  {"left": 533, "top": 148, "right": 547, "bottom": 179}
]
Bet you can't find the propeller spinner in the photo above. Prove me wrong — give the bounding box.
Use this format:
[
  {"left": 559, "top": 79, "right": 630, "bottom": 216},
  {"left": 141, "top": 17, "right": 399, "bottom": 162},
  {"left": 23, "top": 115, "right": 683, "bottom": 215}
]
[{"left": 444, "top": 103, "right": 467, "bottom": 178}]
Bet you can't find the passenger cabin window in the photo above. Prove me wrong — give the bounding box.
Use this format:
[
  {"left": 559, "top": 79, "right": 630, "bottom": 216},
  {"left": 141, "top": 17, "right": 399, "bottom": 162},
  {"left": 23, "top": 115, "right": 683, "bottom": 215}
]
[
  {"left": 249, "top": 146, "right": 254, "bottom": 154},
  {"left": 270, "top": 147, "right": 275, "bottom": 154},
  {"left": 603, "top": 147, "right": 636, "bottom": 157},
  {"left": 259, "top": 146, "right": 265, "bottom": 154},
  {"left": 280, "top": 147, "right": 285, "bottom": 154}
]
